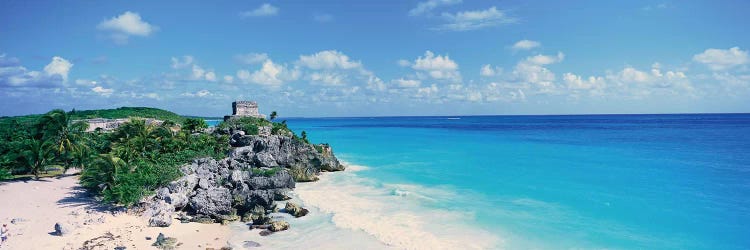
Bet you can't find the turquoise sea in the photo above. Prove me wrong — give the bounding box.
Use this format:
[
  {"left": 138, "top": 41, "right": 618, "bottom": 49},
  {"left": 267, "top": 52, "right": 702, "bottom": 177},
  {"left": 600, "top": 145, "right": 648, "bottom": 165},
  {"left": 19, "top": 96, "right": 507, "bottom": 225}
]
[{"left": 261, "top": 114, "right": 750, "bottom": 249}]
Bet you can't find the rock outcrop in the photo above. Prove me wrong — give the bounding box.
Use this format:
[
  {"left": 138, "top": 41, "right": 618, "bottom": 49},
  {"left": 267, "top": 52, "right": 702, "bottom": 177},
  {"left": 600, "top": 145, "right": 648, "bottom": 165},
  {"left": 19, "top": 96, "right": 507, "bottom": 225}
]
[
  {"left": 146, "top": 133, "right": 343, "bottom": 232},
  {"left": 229, "top": 134, "right": 345, "bottom": 181}
]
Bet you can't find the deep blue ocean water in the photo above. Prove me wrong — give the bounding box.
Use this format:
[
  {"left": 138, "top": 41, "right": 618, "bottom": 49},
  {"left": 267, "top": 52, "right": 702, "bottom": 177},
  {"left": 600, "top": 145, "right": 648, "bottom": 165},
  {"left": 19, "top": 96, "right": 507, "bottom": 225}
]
[{"left": 274, "top": 114, "right": 750, "bottom": 249}]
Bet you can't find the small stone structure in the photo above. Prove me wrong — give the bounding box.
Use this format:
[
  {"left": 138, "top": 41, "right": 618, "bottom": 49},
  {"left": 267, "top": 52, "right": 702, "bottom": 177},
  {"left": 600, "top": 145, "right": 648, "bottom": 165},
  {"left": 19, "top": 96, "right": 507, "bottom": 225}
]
[
  {"left": 77, "top": 118, "right": 163, "bottom": 132},
  {"left": 224, "top": 101, "right": 265, "bottom": 121}
]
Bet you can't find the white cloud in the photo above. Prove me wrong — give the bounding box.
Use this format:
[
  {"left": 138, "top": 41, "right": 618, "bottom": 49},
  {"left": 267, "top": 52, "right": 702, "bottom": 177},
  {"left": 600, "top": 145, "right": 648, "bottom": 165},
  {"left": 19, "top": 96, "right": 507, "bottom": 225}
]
[
  {"left": 366, "top": 76, "right": 387, "bottom": 92},
  {"left": 91, "top": 86, "right": 114, "bottom": 96},
  {"left": 205, "top": 71, "right": 217, "bottom": 82},
  {"left": 241, "top": 3, "right": 279, "bottom": 18},
  {"left": 171, "top": 56, "right": 216, "bottom": 82},
  {"left": 237, "top": 59, "right": 299, "bottom": 86},
  {"left": 97, "top": 11, "right": 157, "bottom": 44},
  {"left": 75, "top": 79, "right": 97, "bottom": 86},
  {"left": 1, "top": 55, "right": 72, "bottom": 89},
  {"left": 223, "top": 75, "right": 234, "bottom": 83},
  {"left": 562, "top": 73, "right": 606, "bottom": 91},
  {"left": 309, "top": 72, "right": 346, "bottom": 86},
  {"left": 511, "top": 52, "right": 565, "bottom": 93},
  {"left": 617, "top": 67, "right": 652, "bottom": 83},
  {"left": 171, "top": 56, "right": 194, "bottom": 69},
  {"left": 412, "top": 51, "right": 461, "bottom": 81},
  {"left": 397, "top": 59, "right": 412, "bottom": 67},
  {"left": 43, "top": 56, "right": 73, "bottom": 82},
  {"left": 182, "top": 89, "right": 211, "bottom": 97},
  {"left": 393, "top": 78, "right": 421, "bottom": 88},
  {"left": 480, "top": 64, "right": 502, "bottom": 77},
  {"left": 235, "top": 53, "right": 269, "bottom": 64},
  {"left": 436, "top": 7, "right": 516, "bottom": 31},
  {"left": 409, "top": 0, "right": 462, "bottom": 16},
  {"left": 693, "top": 47, "right": 749, "bottom": 71},
  {"left": 526, "top": 52, "right": 565, "bottom": 65},
  {"left": 512, "top": 40, "right": 541, "bottom": 50},
  {"left": 297, "top": 50, "right": 362, "bottom": 70},
  {"left": 191, "top": 64, "right": 217, "bottom": 82}
]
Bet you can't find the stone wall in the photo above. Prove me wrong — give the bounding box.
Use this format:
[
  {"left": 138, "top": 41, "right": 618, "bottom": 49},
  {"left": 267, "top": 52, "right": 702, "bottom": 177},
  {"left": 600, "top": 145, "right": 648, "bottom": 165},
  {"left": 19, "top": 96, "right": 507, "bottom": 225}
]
[{"left": 226, "top": 101, "right": 265, "bottom": 120}]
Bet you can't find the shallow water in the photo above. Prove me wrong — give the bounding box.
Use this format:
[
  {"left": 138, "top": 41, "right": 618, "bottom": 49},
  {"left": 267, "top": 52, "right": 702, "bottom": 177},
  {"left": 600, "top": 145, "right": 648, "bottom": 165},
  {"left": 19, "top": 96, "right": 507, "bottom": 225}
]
[{"left": 231, "top": 114, "right": 750, "bottom": 249}]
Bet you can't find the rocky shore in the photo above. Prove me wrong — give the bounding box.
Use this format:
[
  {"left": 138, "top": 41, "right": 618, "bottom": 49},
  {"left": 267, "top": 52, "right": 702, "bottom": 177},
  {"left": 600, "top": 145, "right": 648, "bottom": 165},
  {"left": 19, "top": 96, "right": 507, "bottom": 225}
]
[{"left": 145, "top": 132, "right": 345, "bottom": 236}]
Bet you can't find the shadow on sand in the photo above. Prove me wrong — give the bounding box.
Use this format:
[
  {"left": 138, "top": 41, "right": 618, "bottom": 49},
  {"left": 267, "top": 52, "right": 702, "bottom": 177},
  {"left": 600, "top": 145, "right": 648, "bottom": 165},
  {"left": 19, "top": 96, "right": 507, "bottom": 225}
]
[{"left": 56, "top": 185, "right": 114, "bottom": 212}]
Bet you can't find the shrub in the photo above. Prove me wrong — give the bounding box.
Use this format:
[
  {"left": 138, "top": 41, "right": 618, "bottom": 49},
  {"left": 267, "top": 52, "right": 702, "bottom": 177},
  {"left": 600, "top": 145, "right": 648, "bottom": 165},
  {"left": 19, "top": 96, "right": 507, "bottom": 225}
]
[{"left": 251, "top": 167, "right": 281, "bottom": 177}]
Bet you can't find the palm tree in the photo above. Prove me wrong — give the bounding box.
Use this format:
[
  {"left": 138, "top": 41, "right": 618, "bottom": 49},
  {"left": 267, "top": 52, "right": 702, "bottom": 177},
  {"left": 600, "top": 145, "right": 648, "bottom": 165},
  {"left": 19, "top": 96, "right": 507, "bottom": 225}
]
[
  {"left": 270, "top": 111, "right": 278, "bottom": 121},
  {"left": 21, "top": 139, "right": 55, "bottom": 179},
  {"left": 36, "top": 109, "right": 88, "bottom": 172},
  {"left": 111, "top": 119, "right": 170, "bottom": 163},
  {"left": 80, "top": 154, "right": 126, "bottom": 193}
]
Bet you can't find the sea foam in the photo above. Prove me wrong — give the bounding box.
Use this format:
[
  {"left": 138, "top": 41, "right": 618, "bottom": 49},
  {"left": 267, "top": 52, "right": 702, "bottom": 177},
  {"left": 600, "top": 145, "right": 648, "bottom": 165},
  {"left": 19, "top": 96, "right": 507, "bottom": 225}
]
[{"left": 294, "top": 165, "right": 502, "bottom": 249}]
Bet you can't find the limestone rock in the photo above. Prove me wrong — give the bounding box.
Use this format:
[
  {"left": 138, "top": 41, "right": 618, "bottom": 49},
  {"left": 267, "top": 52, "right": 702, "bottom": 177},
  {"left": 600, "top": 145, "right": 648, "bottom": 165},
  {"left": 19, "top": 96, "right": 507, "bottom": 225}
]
[
  {"left": 269, "top": 221, "right": 289, "bottom": 232},
  {"left": 53, "top": 222, "right": 71, "bottom": 236},
  {"left": 284, "top": 202, "right": 309, "bottom": 218},
  {"left": 147, "top": 200, "right": 174, "bottom": 227},
  {"left": 189, "top": 187, "right": 233, "bottom": 220},
  {"left": 152, "top": 233, "right": 178, "bottom": 249}
]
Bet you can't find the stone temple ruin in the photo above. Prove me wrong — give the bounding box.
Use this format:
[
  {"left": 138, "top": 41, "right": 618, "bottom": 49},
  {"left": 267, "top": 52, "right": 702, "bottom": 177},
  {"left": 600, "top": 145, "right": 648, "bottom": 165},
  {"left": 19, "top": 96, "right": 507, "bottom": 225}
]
[
  {"left": 224, "top": 101, "right": 265, "bottom": 121},
  {"left": 77, "top": 118, "right": 163, "bottom": 132}
]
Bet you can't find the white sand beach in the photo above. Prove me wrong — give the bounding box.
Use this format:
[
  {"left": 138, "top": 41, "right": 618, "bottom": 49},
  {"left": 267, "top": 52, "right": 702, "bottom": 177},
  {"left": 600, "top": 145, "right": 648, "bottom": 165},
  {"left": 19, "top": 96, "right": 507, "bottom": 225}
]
[{"left": 0, "top": 172, "right": 230, "bottom": 250}]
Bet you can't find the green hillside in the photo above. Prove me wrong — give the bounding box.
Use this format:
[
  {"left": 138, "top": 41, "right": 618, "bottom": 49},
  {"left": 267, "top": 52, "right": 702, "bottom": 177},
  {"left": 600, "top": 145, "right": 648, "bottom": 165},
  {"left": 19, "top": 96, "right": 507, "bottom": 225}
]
[{"left": 0, "top": 107, "right": 187, "bottom": 126}]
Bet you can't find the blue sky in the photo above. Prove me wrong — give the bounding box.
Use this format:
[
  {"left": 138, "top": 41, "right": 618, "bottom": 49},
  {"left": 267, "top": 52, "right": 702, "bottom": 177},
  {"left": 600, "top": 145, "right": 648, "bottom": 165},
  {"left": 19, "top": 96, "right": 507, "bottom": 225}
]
[{"left": 1, "top": 0, "right": 749, "bottom": 117}]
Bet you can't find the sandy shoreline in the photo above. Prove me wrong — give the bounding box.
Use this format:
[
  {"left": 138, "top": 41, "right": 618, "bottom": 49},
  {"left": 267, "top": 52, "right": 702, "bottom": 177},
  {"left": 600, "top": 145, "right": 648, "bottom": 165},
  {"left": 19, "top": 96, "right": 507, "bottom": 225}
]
[{"left": 0, "top": 173, "right": 230, "bottom": 250}]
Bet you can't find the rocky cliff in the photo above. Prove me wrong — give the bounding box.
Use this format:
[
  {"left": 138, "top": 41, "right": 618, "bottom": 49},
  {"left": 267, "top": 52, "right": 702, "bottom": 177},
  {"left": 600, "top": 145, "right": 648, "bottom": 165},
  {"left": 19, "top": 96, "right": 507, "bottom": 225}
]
[{"left": 146, "top": 133, "right": 344, "bottom": 228}]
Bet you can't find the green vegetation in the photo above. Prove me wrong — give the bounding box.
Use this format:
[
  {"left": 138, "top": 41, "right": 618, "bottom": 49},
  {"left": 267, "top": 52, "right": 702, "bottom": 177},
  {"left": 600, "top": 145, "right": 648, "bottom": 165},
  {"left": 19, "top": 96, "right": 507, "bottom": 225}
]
[
  {"left": 0, "top": 107, "right": 186, "bottom": 128},
  {"left": 0, "top": 107, "right": 325, "bottom": 206},
  {"left": 68, "top": 107, "right": 187, "bottom": 124},
  {"left": 183, "top": 118, "right": 208, "bottom": 133},
  {"left": 0, "top": 108, "right": 229, "bottom": 205},
  {"left": 251, "top": 167, "right": 281, "bottom": 177},
  {"left": 79, "top": 119, "right": 229, "bottom": 205},
  {"left": 269, "top": 111, "right": 278, "bottom": 121}
]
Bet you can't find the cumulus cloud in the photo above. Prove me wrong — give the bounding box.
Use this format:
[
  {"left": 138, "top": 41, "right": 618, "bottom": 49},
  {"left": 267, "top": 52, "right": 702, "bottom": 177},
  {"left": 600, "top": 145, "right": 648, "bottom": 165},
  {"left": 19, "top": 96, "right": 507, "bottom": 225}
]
[
  {"left": 409, "top": 0, "right": 462, "bottom": 16},
  {"left": 97, "top": 11, "right": 157, "bottom": 44},
  {"left": 526, "top": 52, "right": 565, "bottom": 65},
  {"left": 235, "top": 53, "right": 269, "bottom": 64},
  {"left": 512, "top": 40, "right": 541, "bottom": 50},
  {"left": 397, "top": 59, "right": 412, "bottom": 67},
  {"left": 0, "top": 55, "right": 72, "bottom": 89},
  {"left": 511, "top": 52, "right": 565, "bottom": 93},
  {"left": 480, "top": 64, "right": 502, "bottom": 77},
  {"left": 297, "top": 50, "right": 363, "bottom": 70},
  {"left": 237, "top": 59, "right": 299, "bottom": 86},
  {"left": 411, "top": 51, "right": 461, "bottom": 82},
  {"left": 182, "top": 89, "right": 212, "bottom": 97},
  {"left": 91, "top": 86, "right": 114, "bottom": 96},
  {"left": 170, "top": 56, "right": 217, "bottom": 82},
  {"left": 43, "top": 56, "right": 73, "bottom": 82},
  {"left": 392, "top": 78, "right": 421, "bottom": 88},
  {"left": 309, "top": 72, "right": 346, "bottom": 86},
  {"left": 693, "top": 47, "right": 749, "bottom": 71},
  {"left": 435, "top": 7, "right": 516, "bottom": 31},
  {"left": 171, "top": 56, "right": 194, "bottom": 69},
  {"left": 223, "top": 75, "right": 234, "bottom": 83},
  {"left": 241, "top": 3, "right": 279, "bottom": 18}
]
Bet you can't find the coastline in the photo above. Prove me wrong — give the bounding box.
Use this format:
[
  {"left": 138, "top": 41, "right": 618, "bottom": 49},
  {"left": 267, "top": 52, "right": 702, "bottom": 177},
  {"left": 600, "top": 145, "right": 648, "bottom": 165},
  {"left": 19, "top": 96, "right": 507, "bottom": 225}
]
[
  {"left": 0, "top": 173, "right": 231, "bottom": 249},
  {"left": 0, "top": 163, "right": 499, "bottom": 249},
  {"left": 226, "top": 161, "right": 501, "bottom": 249}
]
